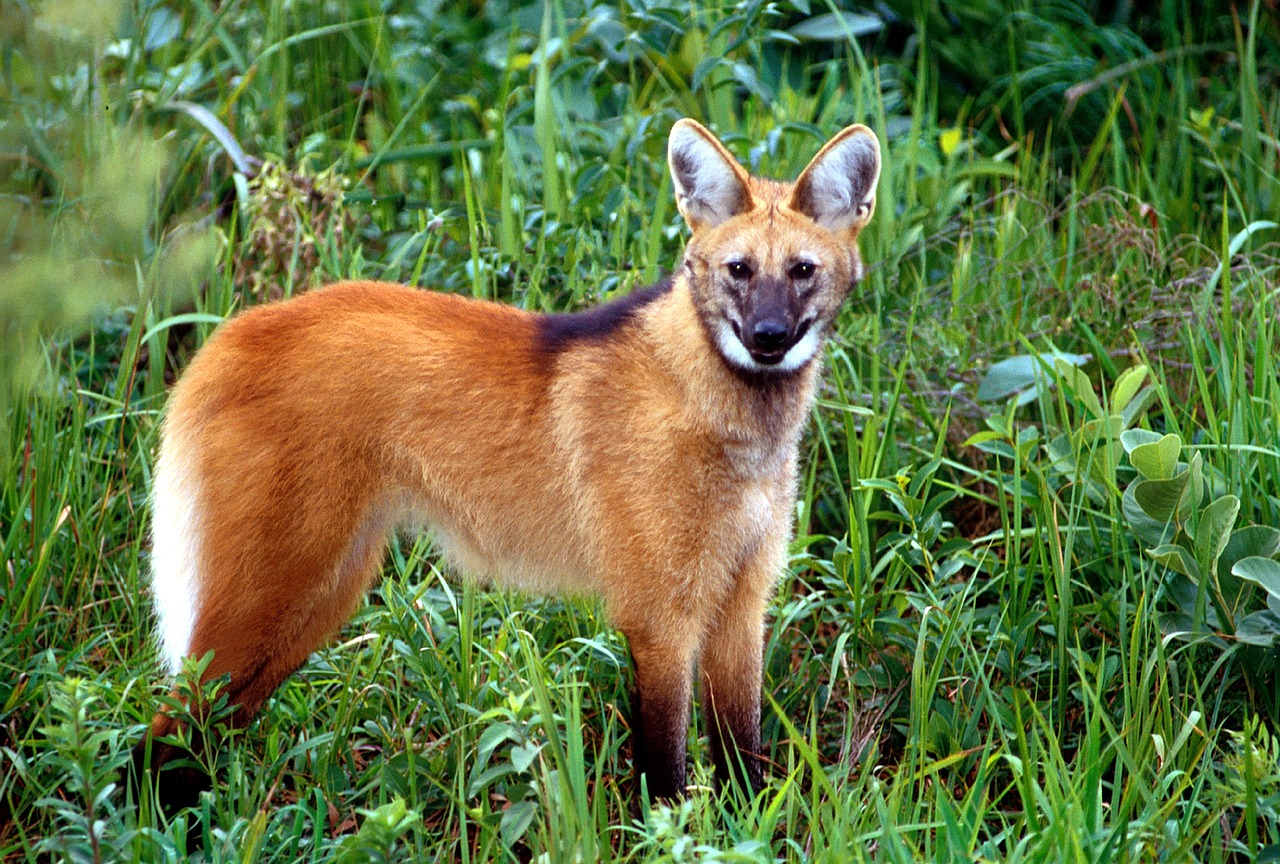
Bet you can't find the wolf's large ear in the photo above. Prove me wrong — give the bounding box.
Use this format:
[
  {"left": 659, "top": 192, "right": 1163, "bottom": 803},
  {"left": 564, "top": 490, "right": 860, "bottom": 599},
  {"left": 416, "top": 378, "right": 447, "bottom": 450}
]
[
  {"left": 668, "top": 119, "right": 753, "bottom": 232},
  {"left": 789, "top": 125, "right": 881, "bottom": 234}
]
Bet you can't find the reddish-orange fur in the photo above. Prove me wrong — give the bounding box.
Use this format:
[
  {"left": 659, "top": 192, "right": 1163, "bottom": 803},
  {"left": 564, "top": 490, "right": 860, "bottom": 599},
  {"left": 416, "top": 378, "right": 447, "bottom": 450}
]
[{"left": 137, "top": 118, "right": 881, "bottom": 808}]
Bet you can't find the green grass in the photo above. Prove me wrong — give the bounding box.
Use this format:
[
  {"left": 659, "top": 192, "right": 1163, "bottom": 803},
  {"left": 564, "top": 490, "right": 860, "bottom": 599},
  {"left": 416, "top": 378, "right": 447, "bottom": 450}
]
[{"left": 3, "top": 0, "right": 1280, "bottom": 860}]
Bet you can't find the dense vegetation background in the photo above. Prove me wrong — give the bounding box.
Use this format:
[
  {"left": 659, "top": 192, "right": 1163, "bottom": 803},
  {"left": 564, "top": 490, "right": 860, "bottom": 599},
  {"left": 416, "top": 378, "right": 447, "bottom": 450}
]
[{"left": 2, "top": 0, "right": 1279, "bottom": 860}]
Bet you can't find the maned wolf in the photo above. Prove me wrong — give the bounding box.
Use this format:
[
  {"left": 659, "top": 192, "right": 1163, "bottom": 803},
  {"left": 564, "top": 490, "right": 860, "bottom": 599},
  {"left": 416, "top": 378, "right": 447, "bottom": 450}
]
[{"left": 135, "top": 118, "right": 881, "bottom": 809}]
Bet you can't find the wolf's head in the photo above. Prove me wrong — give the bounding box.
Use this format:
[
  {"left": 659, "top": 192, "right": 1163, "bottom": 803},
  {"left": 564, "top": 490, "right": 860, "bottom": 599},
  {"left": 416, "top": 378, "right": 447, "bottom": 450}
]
[{"left": 668, "top": 119, "right": 881, "bottom": 375}]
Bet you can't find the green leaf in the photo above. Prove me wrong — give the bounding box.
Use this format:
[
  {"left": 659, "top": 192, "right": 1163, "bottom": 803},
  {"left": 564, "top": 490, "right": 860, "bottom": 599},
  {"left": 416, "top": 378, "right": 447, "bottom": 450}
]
[
  {"left": 976, "top": 355, "right": 1047, "bottom": 403},
  {"left": 1232, "top": 556, "right": 1280, "bottom": 602},
  {"left": 1194, "top": 494, "right": 1239, "bottom": 576},
  {"left": 975, "top": 351, "right": 1089, "bottom": 403},
  {"left": 1235, "top": 609, "right": 1280, "bottom": 647},
  {"left": 1129, "top": 433, "right": 1181, "bottom": 480},
  {"left": 477, "top": 722, "right": 517, "bottom": 762},
  {"left": 1159, "top": 610, "right": 1198, "bottom": 641},
  {"left": 333, "top": 798, "right": 420, "bottom": 864},
  {"left": 1045, "top": 433, "right": 1077, "bottom": 475},
  {"left": 1255, "top": 843, "right": 1280, "bottom": 863},
  {"left": 729, "top": 61, "right": 773, "bottom": 102},
  {"left": 1109, "top": 364, "right": 1148, "bottom": 413},
  {"left": 467, "top": 762, "right": 516, "bottom": 797},
  {"left": 1075, "top": 416, "right": 1124, "bottom": 490},
  {"left": 1078, "top": 415, "right": 1124, "bottom": 446},
  {"left": 1055, "top": 359, "right": 1104, "bottom": 420},
  {"left": 499, "top": 800, "right": 538, "bottom": 846},
  {"left": 788, "top": 11, "right": 884, "bottom": 41},
  {"left": 907, "top": 456, "right": 942, "bottom": 498},
  {"left": 1162, "top": 572, "right": 1221, "bottom": 628},
  {"left": 1133, "top": 474, "right": 1189, "bottom": 524},
  {"left": 510, "top": 741, "right": 542, "bottom": 773},
  {"left": 962, "top": 430, "right": 1004, "bottom": 447},
  {"left": 1119, "top": 385, "right": 1160, "bottom": 429},
  {"left": 1149, "top": 544, "right": 1200, "bottom": 580},
  {"left": 691, "top": 56, "right": 723, "bottom": 92},
  {"left": 144, "top": 6, "right": 182, "bottom": 51},
  {"left": 1220, "top": 525, "right": 1280, "bottom": 575},
  {"left": 1217, "top": 525, "right": 1280, "bottom": 613},
  {"left": 1181, "top": 453, "right": 1205, "bottom": 522},
  {"left": 1123, "top": 483, "right": 1175, "bottom": 546},
  {"left": 969, "top": 438, "right": 1017, "bottom": 458},
  {"left": 1120, "top": 428, "right": 1163, "bottom": 454}
]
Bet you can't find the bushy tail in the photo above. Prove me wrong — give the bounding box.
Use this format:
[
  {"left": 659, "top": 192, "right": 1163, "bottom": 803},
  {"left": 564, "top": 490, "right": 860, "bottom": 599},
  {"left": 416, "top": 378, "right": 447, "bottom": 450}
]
[{"left": 149, "top": 424, "right": 204, "bottom": 677}]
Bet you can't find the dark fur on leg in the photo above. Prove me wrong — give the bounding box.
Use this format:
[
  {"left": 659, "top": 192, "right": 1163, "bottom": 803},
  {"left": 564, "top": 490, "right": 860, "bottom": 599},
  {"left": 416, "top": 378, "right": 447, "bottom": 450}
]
[
  {"left": 129, "top": 734, "right": 211, "bottom": 852},
  {"left": 130, "top": 737, "right": 210, "bottom": 813}
]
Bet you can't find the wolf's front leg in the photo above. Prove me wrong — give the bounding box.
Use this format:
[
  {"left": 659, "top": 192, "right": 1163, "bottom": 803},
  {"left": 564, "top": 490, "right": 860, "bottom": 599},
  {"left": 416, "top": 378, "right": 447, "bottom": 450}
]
[
  {"left": 699, "top": 546, "right": 777, "bottom": 795},
  {"left": 626, "top": 629, "right": 697, "bottom": 801}
]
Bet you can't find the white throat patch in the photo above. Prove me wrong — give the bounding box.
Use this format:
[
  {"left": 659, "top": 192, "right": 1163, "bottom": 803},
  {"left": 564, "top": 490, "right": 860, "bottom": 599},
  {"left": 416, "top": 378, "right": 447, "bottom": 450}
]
[{"left": 712, "top": 319, "right": 821, "bottom": 374}]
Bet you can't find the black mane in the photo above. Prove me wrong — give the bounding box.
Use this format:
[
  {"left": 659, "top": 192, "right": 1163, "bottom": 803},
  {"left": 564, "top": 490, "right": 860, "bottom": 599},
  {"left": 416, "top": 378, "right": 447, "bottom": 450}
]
[{"left": 535, "top": 277, "right": 674, "bottom": 353}]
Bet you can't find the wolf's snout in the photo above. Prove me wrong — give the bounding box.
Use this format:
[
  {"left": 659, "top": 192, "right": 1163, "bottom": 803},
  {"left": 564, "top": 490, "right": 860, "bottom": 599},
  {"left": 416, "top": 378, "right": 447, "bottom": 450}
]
[{"left": 750, "top": 318, "right": 790, "bottom": 352}]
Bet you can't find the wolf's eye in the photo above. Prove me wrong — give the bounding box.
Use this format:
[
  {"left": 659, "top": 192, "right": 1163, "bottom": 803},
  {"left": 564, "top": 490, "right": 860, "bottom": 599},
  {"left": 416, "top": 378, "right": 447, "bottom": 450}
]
[
  {"left": 790, "top": 261, "right": 816, "bottom": 280},
  {"left": 726, "top": 260, "right": 753, "bottom": 280}
]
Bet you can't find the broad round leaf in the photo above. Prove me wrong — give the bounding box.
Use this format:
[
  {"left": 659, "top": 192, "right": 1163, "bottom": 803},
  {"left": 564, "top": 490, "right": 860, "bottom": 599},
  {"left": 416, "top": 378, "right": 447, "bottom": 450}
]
[
  {"left": 1122, "top": 483, "right": 1175, "bottom": 546},
  {"left": 1133, "top": 474, "right": 1189, "bottom": 524},
  {"left": 1235, "top": 609, "right": 1280, "bottom": 647},
  {"left": 1218, "top": 524, "right": 1280, "bottom": 585},
  {"left": 975, "top": 351, "right": 1089, "bottom": 403},
  {"left": 1129, "top": 433, "right": 1181, "bottom": 481},
  {"left": 1121, "top": 428, "right": 1163, "bottom": 454},
  {"left": 1232, "top": 556, "right": 1280, "bottom": 602}
]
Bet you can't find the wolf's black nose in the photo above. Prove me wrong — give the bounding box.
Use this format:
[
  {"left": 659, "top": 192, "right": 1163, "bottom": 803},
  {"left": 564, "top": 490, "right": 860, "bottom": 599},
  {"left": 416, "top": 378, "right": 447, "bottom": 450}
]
[{"left": 751, "top": 319, "right": 790, "bottom": 351}]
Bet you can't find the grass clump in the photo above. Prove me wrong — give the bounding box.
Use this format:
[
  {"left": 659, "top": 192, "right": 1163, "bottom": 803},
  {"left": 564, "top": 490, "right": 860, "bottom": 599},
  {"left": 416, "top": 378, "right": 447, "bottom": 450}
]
[{"left": 3, "top": 0, "right": 1280, "bottom": 860}]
